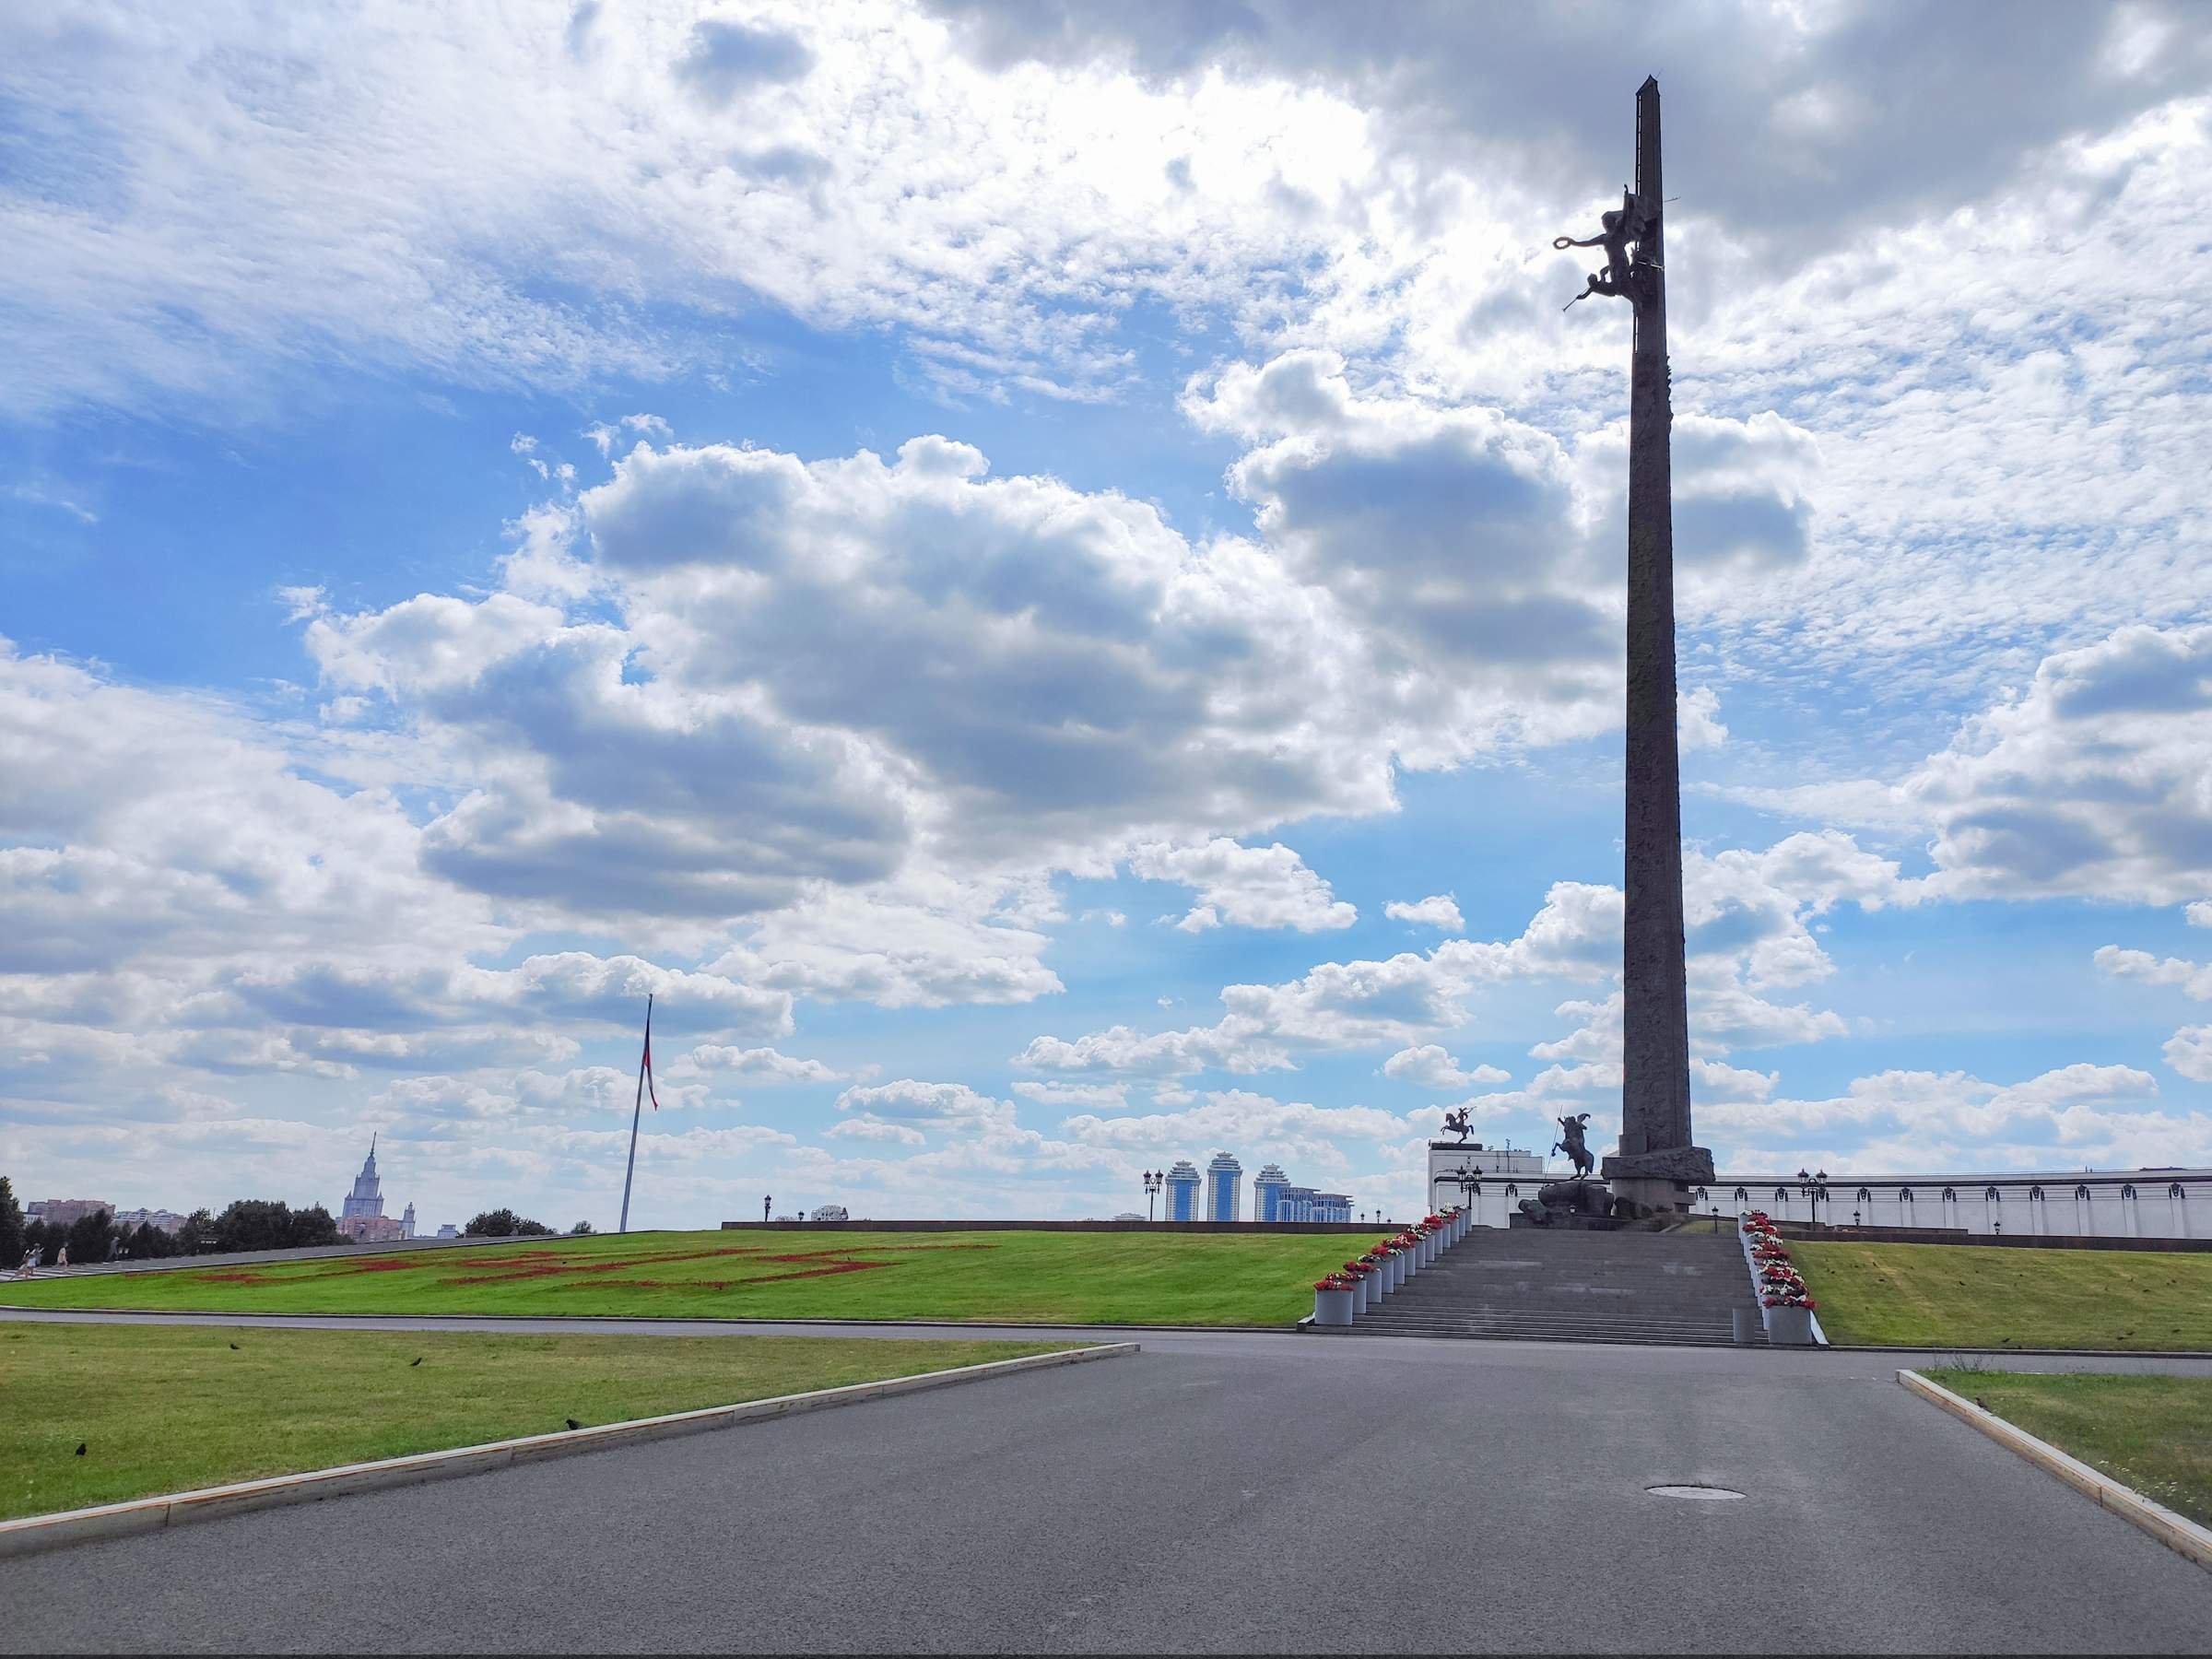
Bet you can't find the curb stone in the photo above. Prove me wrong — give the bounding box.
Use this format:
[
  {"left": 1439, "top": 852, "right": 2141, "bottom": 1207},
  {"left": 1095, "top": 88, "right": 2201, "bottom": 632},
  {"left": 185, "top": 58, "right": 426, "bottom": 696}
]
[
  {"left": 1897, "top": 1368, "right": 2212, "bottom": 1572},
  {"left": 0, "top": 1342, "right": 1137, "bottom": 1559}
]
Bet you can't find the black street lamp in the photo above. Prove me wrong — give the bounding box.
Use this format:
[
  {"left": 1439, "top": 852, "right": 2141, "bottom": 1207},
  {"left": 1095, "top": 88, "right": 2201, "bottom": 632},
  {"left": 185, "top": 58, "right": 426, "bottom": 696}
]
[
  {"left": 1142, "top": 1170, "right": 1163, "bottom": 1222},
  {"left": 762, "top": 1194, "right": 771, "bottom": 1223},
  {"left": 1795, "top": 1168, "right": 1830, "bottom": 1229}
]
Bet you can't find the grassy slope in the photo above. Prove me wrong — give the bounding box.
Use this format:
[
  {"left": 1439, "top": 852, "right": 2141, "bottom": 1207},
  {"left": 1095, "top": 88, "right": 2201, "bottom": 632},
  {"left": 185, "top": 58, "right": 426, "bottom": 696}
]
[
  {"left": 0, "top": 1228, "right": 1365, "bottom": 1325},
  {"left": 0, "top": 1324, "right": 1066, "bottom": 1522},
  {"left": 1923, "top": 1370, "right": 2212, "bottom": 1528},
  {"left": 1794, "top": 1240, "right": 2212, "bottom": 1351}
]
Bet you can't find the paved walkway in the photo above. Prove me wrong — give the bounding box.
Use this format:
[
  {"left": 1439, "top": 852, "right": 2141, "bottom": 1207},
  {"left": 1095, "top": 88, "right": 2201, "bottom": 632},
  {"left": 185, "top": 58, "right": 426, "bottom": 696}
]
[
  {"left": 6, "top": 1305, "right": 2212, "bottom": 1378},
  {"left": 4, "top": 1319, "right": 2208, "bottom": 1651}
]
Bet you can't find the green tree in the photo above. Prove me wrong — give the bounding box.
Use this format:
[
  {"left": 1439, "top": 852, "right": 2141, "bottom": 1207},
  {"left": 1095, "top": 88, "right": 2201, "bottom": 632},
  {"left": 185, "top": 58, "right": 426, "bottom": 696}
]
[
  {"left": 65, "top": 1207, "right": 117, "bottom": 1264},
  {"left": 202, "top": 1199, "right": 340, "bottom": 1253},
  {"left": 465, "top": 1208, "right": 554, "bottom": 1237},
  {"left": 0, "top": 1177, "right": 22, "bottom": 1268},
  {"left": 209, "top": 1199, "right": 290, "bottom": 1253},
  {"left": 287, "top": 1205, "right": 342, "bottom": 1248},
  {"left": 570, "top": 1220, "right": 594, "bottom": 1235},
  {"left": 125, "top": 1221, "right": 181, "bottom": 1259}
]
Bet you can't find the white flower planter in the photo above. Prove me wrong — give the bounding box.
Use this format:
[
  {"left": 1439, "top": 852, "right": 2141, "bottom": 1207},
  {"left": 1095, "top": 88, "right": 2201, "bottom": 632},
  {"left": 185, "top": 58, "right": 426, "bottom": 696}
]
[
  {"left": 1764, "top": 1304, "right": 1816, "bottom": 1346},
  {"left": 1388, "top": 1253, "right": 1406, "bottom": 1289},
  {"left": 1366, "top": 1266, "right": 1386, "bottom": 1303},
  {"left": 1313, "top": 1287, "right": 1355, "bottom": 1327},
  {"left": 1351, "top": 1274, "right": 1370, "bottom": 1312}
]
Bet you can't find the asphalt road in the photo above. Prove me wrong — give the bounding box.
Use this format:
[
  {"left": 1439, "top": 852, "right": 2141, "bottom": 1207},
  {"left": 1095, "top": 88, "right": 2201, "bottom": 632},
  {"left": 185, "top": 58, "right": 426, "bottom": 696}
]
[{"left": 4, "top": 1326, "right": 2209, "bottom": 1652}]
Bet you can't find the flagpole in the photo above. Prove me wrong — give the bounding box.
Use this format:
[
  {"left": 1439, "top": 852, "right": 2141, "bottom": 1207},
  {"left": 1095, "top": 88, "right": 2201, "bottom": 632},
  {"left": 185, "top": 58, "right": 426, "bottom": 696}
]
[{"left": 618, "top": 993, "right": 652, "bottom": 1235}]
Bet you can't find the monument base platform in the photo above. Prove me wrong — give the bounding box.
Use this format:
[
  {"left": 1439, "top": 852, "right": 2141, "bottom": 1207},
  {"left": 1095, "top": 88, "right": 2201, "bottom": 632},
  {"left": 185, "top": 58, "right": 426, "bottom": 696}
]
[
  {"left": 1603, "top": 1147, "right": 1715, "bottom": 1218},
  {"left": 1508, "top": 1209, "right": 1622, "bottom": 1230}
]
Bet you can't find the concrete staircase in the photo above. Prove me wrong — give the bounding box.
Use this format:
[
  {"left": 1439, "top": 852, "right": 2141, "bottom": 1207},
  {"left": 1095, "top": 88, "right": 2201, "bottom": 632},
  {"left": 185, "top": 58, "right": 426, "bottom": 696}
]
[{"left": 1348, "top": 1226, "right": 1762, "bottom": 1347}]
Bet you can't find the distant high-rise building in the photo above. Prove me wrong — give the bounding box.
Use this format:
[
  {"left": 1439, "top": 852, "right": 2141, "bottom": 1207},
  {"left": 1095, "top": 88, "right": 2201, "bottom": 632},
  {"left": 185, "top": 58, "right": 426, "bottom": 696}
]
[
  {"left": 1272, "top": 1185, "right": 1352, "bottom": 1224},
  {"left": 111, "top": 1208, "right": 188, "bottom": 1235},
  {"left": 341, "top": 1136, "right": 384, "bottom": 1221},
  {"left": 336, "top": 1136, "right": 408, "bottom": 1243},
  {"left": 1163, "top": 1159, "right": 1202, "bottom": 1222},
  {"left": 1206, "top": 1151, "right": 1242, "bottom": 1221},
  {"left": 401, "top": 1202, "right": 417, "bottom": 1240},
  {"left": 1253, "top": 1164, "right": 1289, "bottom": 1222},
  {"left": 29, "top": 1199, "right": 114, "bottom": 1230}
]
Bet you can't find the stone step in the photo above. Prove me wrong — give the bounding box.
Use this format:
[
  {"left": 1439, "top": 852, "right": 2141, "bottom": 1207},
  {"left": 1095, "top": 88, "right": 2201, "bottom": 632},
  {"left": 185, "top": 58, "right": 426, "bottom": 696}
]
[
  {"left": 1347, "top": 1324, "right": 1746, "bottom": 1347},
  {"left": 1352, "top": 1307, "right": 1747, "bottom": 1331},
  {"left": 1347, "top": 1226, "right": 1763, "bottom": 1347},
  {"left": 1359, "top": 1313, "right": 1737, "bottom": 1335}
]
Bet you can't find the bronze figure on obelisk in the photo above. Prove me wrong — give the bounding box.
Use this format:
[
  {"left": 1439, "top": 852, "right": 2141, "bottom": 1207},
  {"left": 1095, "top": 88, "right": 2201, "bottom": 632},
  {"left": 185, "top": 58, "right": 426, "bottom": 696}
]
[{"left": 1557, "top": 76, "right": 1714, "bottom": 1215}]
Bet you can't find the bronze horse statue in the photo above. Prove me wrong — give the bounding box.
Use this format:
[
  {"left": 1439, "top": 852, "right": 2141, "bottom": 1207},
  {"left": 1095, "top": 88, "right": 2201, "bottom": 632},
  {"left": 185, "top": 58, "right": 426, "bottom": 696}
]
[{"left": 1551, "top": 1112, "right": 1595, "bottom": 1178}]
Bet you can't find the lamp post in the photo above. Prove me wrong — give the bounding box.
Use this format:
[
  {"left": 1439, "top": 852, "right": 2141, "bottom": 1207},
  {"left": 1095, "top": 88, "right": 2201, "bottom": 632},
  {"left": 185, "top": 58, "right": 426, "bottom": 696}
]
[
  {"left": 1438, "top": 1162, "right": 1483, "bottom": 1222},
  {"left": 762, "top": 1194, "right": 771, "bottom": 1224},
  {"left": 1796, "top": 1168, "right": 1831, "bottom": 1230},
  {"left": 1142, "top": 1170, "right": 1163, "bottom": 1222}
]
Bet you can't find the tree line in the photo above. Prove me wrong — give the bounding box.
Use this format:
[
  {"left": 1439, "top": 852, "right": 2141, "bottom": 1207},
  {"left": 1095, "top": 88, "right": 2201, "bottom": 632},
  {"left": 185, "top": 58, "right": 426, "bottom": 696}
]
[
  {"left": 2, "top": 1177, "right": 343, "bottom": 1265},
  {"left": 463, "top": 1208, "right": 590, "bottom": 1237},
  {"left": 4, "top": 1179, "right": 597, "bottom": 1267}
]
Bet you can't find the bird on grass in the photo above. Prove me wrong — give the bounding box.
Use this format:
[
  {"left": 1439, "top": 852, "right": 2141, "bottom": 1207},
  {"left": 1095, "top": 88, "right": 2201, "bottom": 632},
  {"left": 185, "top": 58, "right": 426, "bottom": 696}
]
[
  {"left": 75, "top": 1443, "right": 87, "bottom": 1456},
  {"left": 564, "top": 1418, "right": 582, "bottom": 1431},
  {"left": 410, "top": 1357, "right": 423, "bottom": 1368},
  {"left": 229, "top": 1342, "right": 240, "bottom": 1350}
]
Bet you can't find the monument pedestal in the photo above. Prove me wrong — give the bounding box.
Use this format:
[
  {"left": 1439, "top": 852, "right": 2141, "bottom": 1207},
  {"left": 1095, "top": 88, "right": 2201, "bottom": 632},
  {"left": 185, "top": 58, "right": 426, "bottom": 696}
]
[{"left": 1602, "top": 1147, "right": 1714, "bottom": 1218}]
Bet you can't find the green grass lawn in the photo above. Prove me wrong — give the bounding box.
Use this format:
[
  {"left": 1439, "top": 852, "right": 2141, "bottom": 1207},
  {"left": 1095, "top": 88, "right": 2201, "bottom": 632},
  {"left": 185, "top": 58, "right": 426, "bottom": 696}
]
[
  {"left": 1794, "top": 1240, "right": 2212, "bottom": 1351},
  {"left": 0, "top": 1228, "right": 1363, "bottom": 1325},
  {"left": 0, "top": 1323, "right": 1069, "bottom": 1522},
  {"left": 1922, "top": 1370, "right": 2212, "bottom": 1528}
]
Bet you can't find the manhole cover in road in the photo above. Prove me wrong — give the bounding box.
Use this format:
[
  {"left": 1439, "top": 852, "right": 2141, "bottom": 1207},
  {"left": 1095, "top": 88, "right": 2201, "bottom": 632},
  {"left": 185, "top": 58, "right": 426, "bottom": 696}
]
[{"left": 1646, "top": 1485, "right": 1746, "bottom": 1500}]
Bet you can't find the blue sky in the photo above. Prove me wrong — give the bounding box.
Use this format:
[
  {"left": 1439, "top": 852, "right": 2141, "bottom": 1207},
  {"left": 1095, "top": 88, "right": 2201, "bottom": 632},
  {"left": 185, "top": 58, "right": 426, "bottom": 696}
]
[{"left": 5, "top": 2, "right": 2212, "bottom": 1230}]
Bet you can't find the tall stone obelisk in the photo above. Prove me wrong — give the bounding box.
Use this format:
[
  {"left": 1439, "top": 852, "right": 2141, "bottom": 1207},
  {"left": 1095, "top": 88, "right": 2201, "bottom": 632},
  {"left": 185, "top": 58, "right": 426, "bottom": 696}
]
[{"left": 1559, "top": 77, "right": 1713, "bottom": 1216}]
